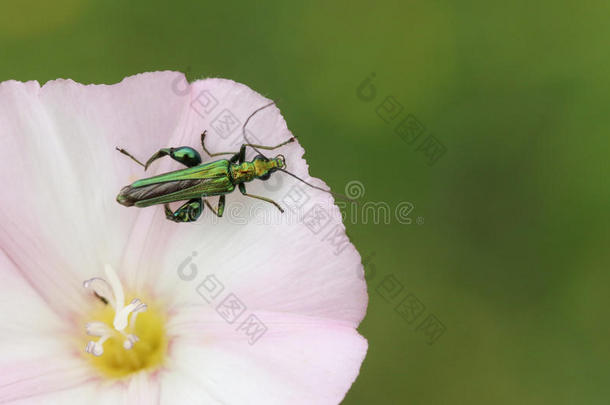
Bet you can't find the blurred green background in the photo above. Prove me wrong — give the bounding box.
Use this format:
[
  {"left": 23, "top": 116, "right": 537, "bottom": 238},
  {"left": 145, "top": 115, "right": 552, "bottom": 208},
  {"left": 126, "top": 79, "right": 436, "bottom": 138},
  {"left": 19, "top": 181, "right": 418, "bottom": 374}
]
[{"left": 2, "top": 0, "right": 608, "bottom": 403}]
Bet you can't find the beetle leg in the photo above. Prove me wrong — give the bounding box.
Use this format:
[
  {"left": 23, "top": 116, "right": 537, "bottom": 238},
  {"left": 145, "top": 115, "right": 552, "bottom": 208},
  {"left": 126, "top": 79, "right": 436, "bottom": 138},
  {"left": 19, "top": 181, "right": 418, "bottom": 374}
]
[
  {"left": 230, "top": 145, "right": 247, "bottom": 164},
  {"left": 201, "top": 131, "right": 239, "bottom": 157},
  {"left": 243, "top": 137, "right": 295, "bottom": 151},
  {"left": 145, "top": 147, "right": 202, "bottom": 170},
  {"left": 201, "top": 130, "right": 293, "bottom": 161},
  {"left": 204, "top": 195, "right": 225, "bottom": 217},
  {"left": 238, "top": 184, "right": 284, "bottom": 213},
  {"left": 115, "top": 147, "right": 146, "bottom": 167},
  {"left": 164, "top": 198, "right": 204, "bottom": 223},
  {"left": 230, "top": 139, "right": 292, "bottom": 163}
]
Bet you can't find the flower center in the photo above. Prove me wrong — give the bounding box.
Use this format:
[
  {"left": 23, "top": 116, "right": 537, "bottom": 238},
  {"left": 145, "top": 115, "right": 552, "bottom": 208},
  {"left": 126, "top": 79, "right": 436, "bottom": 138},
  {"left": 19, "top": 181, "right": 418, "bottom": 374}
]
[{"left": 82, "top": 265, "right": 167, "bottom": 378}]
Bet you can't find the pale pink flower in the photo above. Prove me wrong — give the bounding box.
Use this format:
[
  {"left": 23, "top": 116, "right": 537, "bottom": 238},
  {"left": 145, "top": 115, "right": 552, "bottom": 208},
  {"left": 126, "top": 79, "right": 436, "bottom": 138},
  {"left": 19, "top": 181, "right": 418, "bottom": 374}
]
[{"left": 0, "top": 72, "right": 368, "bottom": 404}]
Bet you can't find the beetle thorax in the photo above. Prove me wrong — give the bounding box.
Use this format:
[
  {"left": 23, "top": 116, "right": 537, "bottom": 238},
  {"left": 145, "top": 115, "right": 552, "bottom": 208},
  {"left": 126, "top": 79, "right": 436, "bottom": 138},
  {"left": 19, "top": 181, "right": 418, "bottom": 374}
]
[
  {"left": 230, "top": 162, "right": 257, "bottom": 183},
  {"left": 231, "top": 156, "right": 285, "bottom": 184}
]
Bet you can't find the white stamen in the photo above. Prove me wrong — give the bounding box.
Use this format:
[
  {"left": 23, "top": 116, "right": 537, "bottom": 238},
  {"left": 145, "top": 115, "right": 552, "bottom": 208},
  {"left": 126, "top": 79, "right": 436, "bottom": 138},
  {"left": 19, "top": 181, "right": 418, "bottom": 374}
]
[
  {"left": 85, "top": 321, "right": 114, "bottom": 337},
  {"left": 123, "top": 334, "right": 139, "bottom": 349},
  {"left": 86, "top": 335, "right": 110, "bottom": 356},
  {"left": 129, "top": 302, "right": 148, "bottom": 330},
  {"left": 105, "top": 264, "right": 125, "bottom": 317},
  {"left": 83, "top": 277, "right": 116, "bottom": 308},
  {"left": 114, "top": 298, "right": 142, "bottom": 331},
  {"left": 83, "top": 265, "right": 147, "bottom": 357}
]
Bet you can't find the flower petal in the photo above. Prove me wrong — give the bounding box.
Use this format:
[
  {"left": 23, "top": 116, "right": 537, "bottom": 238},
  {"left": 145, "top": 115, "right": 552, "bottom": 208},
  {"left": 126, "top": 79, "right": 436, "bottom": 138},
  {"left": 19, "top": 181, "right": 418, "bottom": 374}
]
[
  {"left": 0, "top": 72, "right": 191, "bottom": 316},
  {"left": 119, "top": 77, "right": 368, "bottom": 400},
  {"left": 126, "top": 372, "right": 160, "bottom": 405},
  {"left": 0, "top": 74, "right": 368, "bottom": 403},
  {"left": 0, "top": 249, "right": 68, "bottom": 338},
  {"left": 4, "top": 381, "right": 126, "bottom": 405},
  {"left": 0, "top": 251, "right": 101, "bottom": 403},
  {"left": 158, "top": 369, "right": 220, "bottom": 404},
  {"left": 0, "top": 356, "right": 95, "bottom": 403},
  {"left": 112, "top": 77, "right": 367, "bottom": 326},
  {"left": 165, "top": 311, "right": 367, "bottom": 404}
]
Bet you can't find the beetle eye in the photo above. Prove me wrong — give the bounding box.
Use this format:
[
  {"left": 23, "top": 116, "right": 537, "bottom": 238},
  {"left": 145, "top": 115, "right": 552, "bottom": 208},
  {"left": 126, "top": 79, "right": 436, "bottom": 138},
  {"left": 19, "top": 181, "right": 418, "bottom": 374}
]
[
  {"left": 254, "top": 154, "right": 268, "bottom": 161},
  {"left": 259, "top": 173, "right": 271, "bottom": 181}
]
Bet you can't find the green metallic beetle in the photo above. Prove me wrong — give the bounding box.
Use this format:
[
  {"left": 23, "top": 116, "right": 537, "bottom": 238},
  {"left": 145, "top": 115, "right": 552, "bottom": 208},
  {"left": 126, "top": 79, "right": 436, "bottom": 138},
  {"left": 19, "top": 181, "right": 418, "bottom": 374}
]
[
  {"left": 116, "top": 129, "right": 297, "bottom": 223},
  {"left": 116, "top": 103, "right": 345, "bottom": 223}
]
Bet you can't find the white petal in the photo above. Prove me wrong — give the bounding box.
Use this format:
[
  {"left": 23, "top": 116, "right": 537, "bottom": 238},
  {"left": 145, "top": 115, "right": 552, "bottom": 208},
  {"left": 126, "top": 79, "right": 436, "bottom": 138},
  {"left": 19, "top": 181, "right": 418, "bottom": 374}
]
[
  {"left": 0, "top": 250, "right": 73, "bottom": 359},
  {"left": 0, "top": 72, "right": 190, "bottom": 316},
  {"left": 6, "top": 381, "right": 126, "bottom": 405},
  {"left": 0, "top": 355, "right": 97, "bottom": 403},
  {"left": 165, "top": 311, "right": 367, "bottom": 404},
  {"left": 114, "top": 78, "right": 367, "bottom": 326},
  {"left": 0, "top": 252, "right": 103, "bottom": 403},
  {"left": 158, "top": 369, "right": 220, "bottom": 404},
  {"left": 125, "top": 372, "right": 160, "bottom": 405},
  {"left": 120, "top": 77, "right": 369, "bottom": 401},
  {"left": 0, "top": 74, "right": 368, "bottom": 402}
]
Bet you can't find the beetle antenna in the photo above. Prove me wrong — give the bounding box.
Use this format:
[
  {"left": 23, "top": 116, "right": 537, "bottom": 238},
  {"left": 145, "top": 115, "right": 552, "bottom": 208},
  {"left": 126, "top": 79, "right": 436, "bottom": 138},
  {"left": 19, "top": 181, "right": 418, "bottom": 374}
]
[
  {"left": 277, "top": 168, "right": 355, "bottom": 202},
  {"left": 243, "top": 102, "right": 356, "bottom": 203},
  {"left": 242, "top": 101, "right": 276, "bottom": 159}
]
